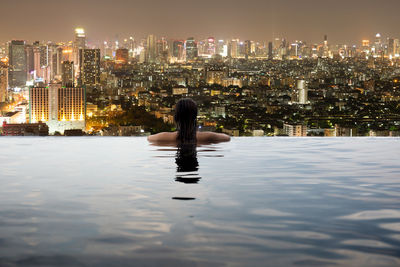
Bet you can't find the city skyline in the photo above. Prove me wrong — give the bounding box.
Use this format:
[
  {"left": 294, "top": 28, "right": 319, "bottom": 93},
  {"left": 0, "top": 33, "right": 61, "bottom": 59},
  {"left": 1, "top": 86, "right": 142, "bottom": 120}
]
[{"left": 1, "top": 0, "right": 400, "bottom": 44}]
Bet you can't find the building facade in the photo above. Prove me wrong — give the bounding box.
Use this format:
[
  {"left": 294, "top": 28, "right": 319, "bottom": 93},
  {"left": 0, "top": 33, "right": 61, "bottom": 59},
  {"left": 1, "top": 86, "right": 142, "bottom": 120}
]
[
  {"left": 29, "top": 83, "right": 86, "bottom": 134},
  {"left": 8, "top": 40, "right": 27, "bottom": 88},
  {"left": 0, "top": 62, "right": 8, "bottom": 102},
  {"left": 283, "top": 124, "right": 307, "bottom": 137},
  {"left": 78, "top": 49, "right": 100, "bottom": 87}
]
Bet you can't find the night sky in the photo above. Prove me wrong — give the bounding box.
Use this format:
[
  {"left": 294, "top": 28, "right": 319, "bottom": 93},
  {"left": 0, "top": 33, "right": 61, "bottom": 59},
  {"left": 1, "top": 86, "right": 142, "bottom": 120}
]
[{"left": 1, "top": 0, "right": 400, "bottom": 44}]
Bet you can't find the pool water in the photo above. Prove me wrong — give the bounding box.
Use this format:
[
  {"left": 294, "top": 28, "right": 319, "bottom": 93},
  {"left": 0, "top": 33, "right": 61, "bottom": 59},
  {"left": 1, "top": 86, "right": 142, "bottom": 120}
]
[{"left": 0, "top": 137, "right": 399, "bottom": 266}]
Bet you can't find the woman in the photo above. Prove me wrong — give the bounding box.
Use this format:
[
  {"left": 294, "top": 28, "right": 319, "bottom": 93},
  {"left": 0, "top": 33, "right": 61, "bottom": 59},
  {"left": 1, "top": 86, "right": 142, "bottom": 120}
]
[{"left": 147, "top": 98, "right": 230, "bottom": 144}]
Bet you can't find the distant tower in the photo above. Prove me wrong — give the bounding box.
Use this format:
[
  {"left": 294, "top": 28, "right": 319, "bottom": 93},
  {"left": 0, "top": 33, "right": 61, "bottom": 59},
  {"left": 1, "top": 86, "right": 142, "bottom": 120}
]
[
  {"left": 268, "top": 42, "right": 273, "bottom": 59},
  {"left": 374, "top": 33, "right": 382, "bottom": 56},
  {"left": 185, "top": 37, "right": 198, "bottom": 61},
  {"left": 388, "top": 38, "right": 395, "bottom": 57},
  {"left": 61, "top": 61, "right": 74, "bottom": 87},
  {"left": 244, "top": 40, "right": 251, "bottom": 59},
  {"left": 297, "top": 80, "right": 308, "bottom": 104},
  {"left": 323, "top": 35, "right": 329, "bottom": 57},
  {"left": 78, "top": 49, "right": 100, "bottom": 88},
  {"left": 73, "top": 28, "right": 86, "bottom": 75},
  {"left": 145, "top": 34, "right": 157, "bottom": 63},
  {"left": 8, "top": 40, "right": 27, "bottom": 88},
  {"left": 74, "top": 28, "right": 86, "bottom": 52},
  {"left": 173, "top": 40, "right": 184, "bottom": 60},
  {"left": 207, "top": 37, "right": 216, "bottom": 56},
  {"left": 229, "top": 39, "right": 239, "bottom": 59},
  {"left": 0, "top": 62, "right": 8, "bottom": 102}
]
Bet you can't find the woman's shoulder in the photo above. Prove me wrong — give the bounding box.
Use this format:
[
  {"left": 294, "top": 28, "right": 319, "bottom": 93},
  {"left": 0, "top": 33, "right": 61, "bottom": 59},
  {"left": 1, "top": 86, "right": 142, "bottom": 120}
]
[{"left": 147, "top": 132, "right": 177, "bottom": 143}]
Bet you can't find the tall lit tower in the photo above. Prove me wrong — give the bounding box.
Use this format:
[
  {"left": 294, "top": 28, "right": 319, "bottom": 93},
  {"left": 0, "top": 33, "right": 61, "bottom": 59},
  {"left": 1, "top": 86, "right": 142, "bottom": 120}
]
[
  {"left": 8, "top": 40, "right": 27, "bottom": 88},
  {"left": 207, "top": 37, "right": 216, "bottom": 56},
  {"left": 374, "top": 33, "right": 382, "bottom": 56},
  {"left": 173, "top": 40, "right": 184, "bottom": 61},
  {"left": 323, "top": 35, "right": 329, "bottom": 58},
  {"left": 268, "top": 42, "right": 273, "bottom": 59},
  {"left": 0, "top": 61, "right": 8, "bottom": 103},
  {"left": 74, "top": 28, "right": 86, "bottom": 52},
  {"left": 244, "top": 40, "right": 251, "bottom": 59},
  {"left": 73, "top": 28, "right": 86, "bottom": 75},
  {"left": 78, "top": 49, "right": 100, "bottom": 88},
  {"left": 145, "top": 34, "right": 157, "bottom": 63},
  {"left": 388, "top": 38, "right": 395, "bottom": 57},
  {"left": 61, "top": 61, "right": 74, "bottom": 87},
  {"left": 185, "top": 37, "right": 198, "bottom": 61},
  {"left": 298, "top": 80, "right": 308, "bottom": 104},
  {"left": 229, "top": 39, "right": 239, "bottom": 58}
]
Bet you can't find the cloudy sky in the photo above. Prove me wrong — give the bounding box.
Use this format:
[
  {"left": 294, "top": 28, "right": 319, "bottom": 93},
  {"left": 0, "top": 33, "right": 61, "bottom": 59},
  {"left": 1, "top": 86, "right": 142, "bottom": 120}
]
[{"left": 1, "top": 0, "right": 399, "bottom": 44}]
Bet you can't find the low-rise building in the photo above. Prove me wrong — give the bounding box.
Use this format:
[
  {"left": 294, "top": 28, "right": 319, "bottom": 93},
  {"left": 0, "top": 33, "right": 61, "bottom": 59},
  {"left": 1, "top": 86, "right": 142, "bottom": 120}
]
[
  {"left": 2, "top": 122, "right": 49, "bottom": 136},
  {"left": 283, "top": 124, "right": 307, "bottom": 137}
]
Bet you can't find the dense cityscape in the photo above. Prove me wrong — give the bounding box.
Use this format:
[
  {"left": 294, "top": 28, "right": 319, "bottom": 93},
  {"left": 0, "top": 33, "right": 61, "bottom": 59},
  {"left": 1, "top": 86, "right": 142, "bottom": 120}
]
[{"left": 1, "top": 29, "right": 400, "bottom": 136}]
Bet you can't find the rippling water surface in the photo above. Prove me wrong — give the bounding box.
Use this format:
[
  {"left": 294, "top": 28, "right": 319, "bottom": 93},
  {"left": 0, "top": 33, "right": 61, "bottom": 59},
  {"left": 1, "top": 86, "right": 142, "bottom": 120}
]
[{"left": 0, "top": 137, "right": 399, "bottom": 266}]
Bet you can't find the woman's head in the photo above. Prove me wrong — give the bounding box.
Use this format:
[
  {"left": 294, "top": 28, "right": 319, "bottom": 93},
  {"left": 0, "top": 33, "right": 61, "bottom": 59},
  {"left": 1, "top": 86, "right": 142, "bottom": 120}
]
[{"left": 175, "top": 98, "right": 198, "bottom": 144}]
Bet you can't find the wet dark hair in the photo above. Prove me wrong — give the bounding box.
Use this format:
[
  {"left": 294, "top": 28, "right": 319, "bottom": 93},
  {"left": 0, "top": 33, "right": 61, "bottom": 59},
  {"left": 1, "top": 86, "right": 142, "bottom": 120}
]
[{"left": 174, "top": 98, "right": 198, "bottom": 144}]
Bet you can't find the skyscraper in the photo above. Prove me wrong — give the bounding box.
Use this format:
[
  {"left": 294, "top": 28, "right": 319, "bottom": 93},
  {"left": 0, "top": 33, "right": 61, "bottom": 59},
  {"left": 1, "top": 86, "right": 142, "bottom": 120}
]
[
  {"left": 8, "top": 40, "right": 27, "bottom": 88},
  {"left": 145, "top": 34, "right": 157, "bottom": 63},
  {"left": 29, "top": 83, "right": 85, "bottom": 134},
  {"left": 73, "top": 28, "right": 86, "bottom": 62},
  {"left": 185, "top": 37, "right": 198, "bottom": 61},
  {"left": 78, "top": 49, "right": 100, "bottom": 87},
  {"left": 73, "top": 28, "right": 86, "bottom": 79},
  {"left": 297, "top": 80, "right": 308, "bottom": 104},
  {"left": 229, "top": 39, "right": 239, "bottom": 58},
  {"left": 244, "top": 40, "right": 251, "bottom": 59},
  {"left": 388, "top": 38, "right": 395, "bottom": 57},
  {"left": 0, "top": 62, "right": 8, "bottom": 102},
  {"left": 268, "top": 42, "right": 273, "bottom": 59},
  {"left": 172, "top": 40, "right": 184, "bottom": 60},
  {"left": 206, "top": 37, "right": 216, "bottom": 56},
  {"left": 61, "top": 61, "right": 74, "bottom": 87}
]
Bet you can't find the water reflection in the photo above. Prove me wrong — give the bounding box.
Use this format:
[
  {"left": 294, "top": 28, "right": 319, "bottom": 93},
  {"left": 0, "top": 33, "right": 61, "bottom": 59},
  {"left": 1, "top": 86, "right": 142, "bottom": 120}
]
[{"left": 175, "top": 144, "right": 201, "bottom": 184}]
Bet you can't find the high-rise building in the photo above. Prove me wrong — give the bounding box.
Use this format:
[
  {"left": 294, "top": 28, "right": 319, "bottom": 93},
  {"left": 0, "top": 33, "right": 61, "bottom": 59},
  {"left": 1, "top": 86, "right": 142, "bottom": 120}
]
[
  {"left": 0, "top": 62, "right": 8, "bottom": 102},
  {"left": 8, "top": 40, "right": 27, "bottom": 88},
  {"left": 61, "top": 61, "right": 74, "bottom": 87},
  {"left": 229, "top": 39, "right": 239, "bottom": 58},
  {"left": 268, "top": 42, "right": 273, "bottom": 59},
  {"left": 29, "top": 83, "right": 85, "bottom": 134},
  {"left": 206, "top": 37, "right": 216, "bottom": 56},
  {"left": 116, "top": 48, "right": 129, "bottom": 64},
  {"left": 185, "top": 37, "right": 198, "bottom": 61},
  {"left": 128, "top": 37, "right": 135, "bottom": 57},
  {"left": 244, "top": 40, "right": 252, "bottom": 59},
  {"left": 216, "top": 40, "right": 226, "bottom": 57},
  {"left": 145, "top": 34, "right": 157, "bottom": 63},
  {"left": 78, "top": 49, "right": 100, "bottom": 87},
  {"left": 172, "top": 40, "right": 184, "bottom": 60},
  {"left": 73, "top": 28, "right": 86, "bottom": 62},
  {"left": 297, "top": 80, "right": 308, "bottom": 105},
  {"left": 54, "top": 46, "right": 64, "bottom": 80},
  {"left": 25, "top": 44, "right": 35, "bottom": 77},
  {"left": 74, "top": 28, "right": 86, "bottom": 50},
  {"left": 388, "top": 38, "right": 395, "bottom": 57}
]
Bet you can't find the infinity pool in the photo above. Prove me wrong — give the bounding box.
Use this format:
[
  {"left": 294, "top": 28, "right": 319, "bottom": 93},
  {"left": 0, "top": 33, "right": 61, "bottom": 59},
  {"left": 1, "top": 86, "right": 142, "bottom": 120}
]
[{"left": 0, "top": 137, "right": 399, "bottom": 266}]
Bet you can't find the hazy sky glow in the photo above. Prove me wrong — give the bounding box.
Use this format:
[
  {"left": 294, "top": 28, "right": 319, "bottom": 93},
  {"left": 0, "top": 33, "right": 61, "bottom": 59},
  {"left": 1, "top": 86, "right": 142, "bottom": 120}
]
[{"left": 2, "top": 0, "right": 400, "bottom": 44}]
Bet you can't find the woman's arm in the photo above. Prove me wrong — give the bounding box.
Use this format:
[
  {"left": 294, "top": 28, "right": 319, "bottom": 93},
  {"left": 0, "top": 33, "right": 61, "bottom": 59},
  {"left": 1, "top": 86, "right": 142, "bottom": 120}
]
[
  {"left": 197, "top": 132, "right": 231, "bottom": 143},
  {"left": 147, "top": 132, "right": 177, "bottom": 143}
]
